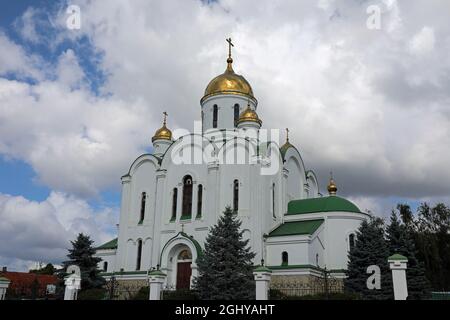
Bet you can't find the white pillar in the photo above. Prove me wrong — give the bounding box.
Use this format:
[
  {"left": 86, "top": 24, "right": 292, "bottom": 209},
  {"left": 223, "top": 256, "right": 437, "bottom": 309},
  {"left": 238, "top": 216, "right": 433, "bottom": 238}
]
[
  {"left": 253, "top": 266, "right": 272, "bottom": 300},
  {"left": 148, "top": 270, "right": 167, "bottom": 300},
  {"left": 388, "top": 254, "right": 408, "bottom": 300},
  {"left": 64, "top": 274, "right": 81, "bottom": 300},
  {"left": 0, "top": 277, "right": 10, "bottom": 300}
]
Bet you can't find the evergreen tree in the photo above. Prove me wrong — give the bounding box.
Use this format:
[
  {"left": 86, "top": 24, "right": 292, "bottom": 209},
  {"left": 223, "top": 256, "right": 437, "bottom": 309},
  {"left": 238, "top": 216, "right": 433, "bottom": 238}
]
[
  {"left": 345, "top": 217, "right": 393, "bottom": 300},
  {"left": 64, "top": 233, "right": 105, "bottom": 290},
  {"left": 415, "top": 203, "right": 450, "bottom": 290},
  {"left": 386, "top": 211, "right": 430, "bottom": 299},
  {"left": 194, "top": 206, "right": 256, "bottom": 300},
  {"left": 30, "top": 263, "right": 56, "bottom": 275}
]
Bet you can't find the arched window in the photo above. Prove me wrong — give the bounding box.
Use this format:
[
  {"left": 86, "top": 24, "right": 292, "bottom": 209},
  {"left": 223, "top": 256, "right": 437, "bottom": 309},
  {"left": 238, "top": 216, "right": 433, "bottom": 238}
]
[
  {"left": 282, "top": 251, "right": 288, "bottom": 266},
  {"left": 272, "top": 183, "right": 276, "bottom": 218},
  {"left": 197, "top": 184, "right": 203, "bottom": 218},
  {"left": 171, "top": 188, "right": 177, "bottom": 221},
  {"left": 349, "top": 233, "right": 355, "bottom": 251},
  {"left": 233, "top": 179, "right": 239, "bottom": 213},
  {"left": 182, "top": 175, "right": 193, "bottom": 218},
  {"left": 136, "top": 239, "right": 142, "bottom": 271},
  {"left": 103, "top": 261, "right": 108, "bottom": 272},
  {"left": 139, "top": 192, "right": 146, "bottom": 223},
  {"left": 234, "top": 104, "right": 240, "bottom": 127},
  {"left": 213, "top": 105, "right": 218, "bottom": 128}
]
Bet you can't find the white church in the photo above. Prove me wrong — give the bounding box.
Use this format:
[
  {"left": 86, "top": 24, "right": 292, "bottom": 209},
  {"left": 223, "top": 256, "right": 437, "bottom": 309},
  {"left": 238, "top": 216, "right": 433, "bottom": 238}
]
[{"left": 95, "top": 40, "right": 369, "bottom": 291}]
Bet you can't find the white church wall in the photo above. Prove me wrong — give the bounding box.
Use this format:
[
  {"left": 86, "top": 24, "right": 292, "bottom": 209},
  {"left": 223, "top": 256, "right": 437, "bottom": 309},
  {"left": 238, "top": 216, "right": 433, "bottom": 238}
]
[
  {"left": 284, "top": 151, "right": 306, "bottom": 203},
  {"left": 266, "top": 236, "right": 310, "bottom": 267},
  {"left": 95, "top": 250, "right": 116, "bottom": 273},
  {"left": 324, "top": 213, "right": 367, "bottom": 270},
  {"left": 201, "top": 94, "right": 257, "bottom": 132},
  {"left": 308, "top": 228, "right": 325, "bottom": 268},
  {"left": 306, "top": 170, "right": 320, "bottom": 198}
]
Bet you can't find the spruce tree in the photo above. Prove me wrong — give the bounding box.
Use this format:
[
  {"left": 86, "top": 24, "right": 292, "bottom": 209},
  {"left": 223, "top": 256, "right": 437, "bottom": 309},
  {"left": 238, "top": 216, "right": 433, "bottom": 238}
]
[
  {"left": 345, "top": 217, "right": 393, "bottom": 300},
  {"left": 64, "top": 233, "right": 105, "bottom": 290},
  {"left": 386, "top": 211, "right": 430, "bottom": 299},
  {"left": 194, "top": 206, "right": 256, "bottom": 300}
]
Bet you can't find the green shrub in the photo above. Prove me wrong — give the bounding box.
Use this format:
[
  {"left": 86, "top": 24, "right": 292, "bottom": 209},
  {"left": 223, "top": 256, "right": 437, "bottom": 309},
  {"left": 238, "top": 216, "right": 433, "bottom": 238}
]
[{"left": 131, "top": 287, "right": 149, "bottom": 300}]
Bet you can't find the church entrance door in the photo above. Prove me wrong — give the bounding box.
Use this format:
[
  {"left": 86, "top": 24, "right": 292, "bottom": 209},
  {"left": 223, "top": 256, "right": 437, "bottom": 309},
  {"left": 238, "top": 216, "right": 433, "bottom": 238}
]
[
  {"left": 176, "top": 262, "right": 192, "bottom": 289},
  {"left": 176, "top": 249, "right": 192, "bottom": 289}
]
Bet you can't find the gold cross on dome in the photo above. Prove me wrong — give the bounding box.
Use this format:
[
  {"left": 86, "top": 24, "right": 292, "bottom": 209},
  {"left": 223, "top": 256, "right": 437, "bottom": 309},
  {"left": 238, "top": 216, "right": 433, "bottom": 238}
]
[
  {"left": 163, "top": 111, "right": 168, "bottom": 125},
  {"left": 286, "top": 128, "right": 290, "bottom": 142},
  {"left": 226, "top": 38, "right": 234, "bottom": 59}
]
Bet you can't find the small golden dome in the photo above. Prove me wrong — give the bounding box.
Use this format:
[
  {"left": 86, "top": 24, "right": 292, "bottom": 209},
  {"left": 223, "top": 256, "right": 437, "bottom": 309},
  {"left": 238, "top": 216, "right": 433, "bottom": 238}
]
[
  {"left": 152, "top": 112, "right": 172, "bottom": 142},
  {"left": 202, "top": 38, "right": 254, "bottom": 102},
  {"left": 238, "top": 103, "right": 262, "bottom": 125},
  {"left": 281, "top": 128, "right": 293, "bottom": 151},
  {"left": 327, "top": 174, "right": 338, "bottom": 196}
]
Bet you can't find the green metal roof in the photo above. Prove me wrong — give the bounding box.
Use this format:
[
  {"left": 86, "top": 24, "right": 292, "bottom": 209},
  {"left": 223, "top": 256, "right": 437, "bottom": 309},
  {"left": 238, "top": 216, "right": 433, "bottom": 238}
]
[
  {"left": 287, "top": 196, "right": 361, "bottom": 215},
  {"left": 254, "top": 266, "right": 272, "bottom": 273},
  {"left": 268, "top": 219, "right": 324, "bottom": 237},
  {"left": 388, "top": 254, "right": 408, "bottom": 261},
  {"left": 96, "top": 238, "right": 118, "bottom": 250},
  {"left": 148, "top": 270, "right": 166, "bottom": 276}
]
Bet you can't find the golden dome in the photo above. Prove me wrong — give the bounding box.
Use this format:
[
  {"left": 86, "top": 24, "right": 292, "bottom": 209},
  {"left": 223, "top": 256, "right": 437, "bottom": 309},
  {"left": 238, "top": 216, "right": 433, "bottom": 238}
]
[
  {"left": 202, "top": 38, "right": 254, "bottom": 102},
  {"left": 281, "top": 128, "right": 293, "bottom": 151},
  {"left": 238, "top": 103, "right": 262, "bottom": 125},
  {"left": 152, "top": 112, "right": 172, "bottom": 142},
  {"left": 327, "top": 174, "right": 338, "bottom": 196}
]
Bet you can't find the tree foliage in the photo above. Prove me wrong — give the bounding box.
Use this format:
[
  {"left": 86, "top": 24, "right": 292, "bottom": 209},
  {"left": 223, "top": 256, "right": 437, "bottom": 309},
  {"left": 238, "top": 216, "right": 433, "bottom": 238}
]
[
  {"left": 397, "top": 203, "right": 450, "bottom": 291},
  {"left": 194, "top": 206, "right": 256, "bottom": 300},
  {"left": 345, "top": 217, "right": 393, "bottom": 300},
  {"left": 386, "top": 211, "right": 430, "bottom": 299},
  {"left": 63, "top": 233, "right": 105, "bottom": 290}
]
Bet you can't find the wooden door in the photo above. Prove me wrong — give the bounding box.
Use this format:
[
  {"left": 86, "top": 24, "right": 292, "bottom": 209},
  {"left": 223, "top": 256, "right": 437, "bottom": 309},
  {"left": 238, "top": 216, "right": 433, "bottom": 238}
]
[{"left": 176, "top": 262, "right": 192, "bottom": 289}]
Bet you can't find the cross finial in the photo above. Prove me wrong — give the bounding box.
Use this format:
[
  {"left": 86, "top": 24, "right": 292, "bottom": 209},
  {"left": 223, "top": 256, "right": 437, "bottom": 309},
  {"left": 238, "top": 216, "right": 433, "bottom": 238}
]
[
  {"left": 163, "top": 111, "right": 168, "bottom": 126},
  {"left": 286, "top": 128, "right": 290, "bottom": 143},
  {"left": 226, "top": 37, "right": 234, "bottom": 59},
  {"left": 330, "top": 171, "right": 333, "bottom": 180}
]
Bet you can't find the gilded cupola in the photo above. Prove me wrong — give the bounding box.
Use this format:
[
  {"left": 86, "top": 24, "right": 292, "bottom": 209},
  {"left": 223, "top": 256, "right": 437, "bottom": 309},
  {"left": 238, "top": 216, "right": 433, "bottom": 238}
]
[
  {"left": 152, "top": 112, "right": 172, "bottom": 142},
  {"left": 202, "top": 38, "right": 255, "bottom": 102},
  {"left": 327, "top": 173, "right": 338, "bottom": 196},
  {"left": 237, "top": 102, "right": 262, "bottom": 126}
]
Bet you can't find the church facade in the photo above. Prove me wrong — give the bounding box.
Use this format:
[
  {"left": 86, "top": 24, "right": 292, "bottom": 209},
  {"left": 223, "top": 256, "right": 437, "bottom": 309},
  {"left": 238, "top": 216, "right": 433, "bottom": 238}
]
[{"left": 95, "top": 41, "right": 369, "bottom": 291}]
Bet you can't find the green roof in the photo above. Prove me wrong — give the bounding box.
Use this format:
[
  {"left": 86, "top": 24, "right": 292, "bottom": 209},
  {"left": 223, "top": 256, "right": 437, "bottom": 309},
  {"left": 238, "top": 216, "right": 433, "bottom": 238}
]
[
  {"left": 96, "top": 238, "right": 118, "bottom": 250},
  {"left": 148, "top": 270, "right": 166, "bottom": 276},
  {"left": 268, "top": 219, "right": 324, "bottom": 237},
  {"left": 254, "top": 266, "right": 272, "bottom": 273},
  {"left": 287, "top": 196, "right": 361, "bottom": 215},
  {"left": 388, "top": 254, "right": 408, "bottom": 261}
]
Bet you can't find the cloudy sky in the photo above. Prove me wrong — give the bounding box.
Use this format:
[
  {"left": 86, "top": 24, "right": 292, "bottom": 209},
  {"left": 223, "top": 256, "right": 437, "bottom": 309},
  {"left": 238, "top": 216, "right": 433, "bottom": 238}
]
[{"left": 0, "top": 0, "right": 449, "bottom": 271}]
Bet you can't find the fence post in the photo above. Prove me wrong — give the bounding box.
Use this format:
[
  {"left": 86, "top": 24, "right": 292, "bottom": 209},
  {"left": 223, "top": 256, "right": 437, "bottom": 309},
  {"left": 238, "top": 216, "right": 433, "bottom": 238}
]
[
  {"left": 0, "top": 276, "right": 10, "bottom": 300},
  {"left": 253, "top": 265, "right": 272, "bottom": 300},
  {"left": 388, "top": 254, "right": 408, "bottom": 300},
  {"left": 148, "top": 270, "right": 167, "bottom": 300},
  {"left": 64, "top": 274, "right": 81, "bottom": 300}
]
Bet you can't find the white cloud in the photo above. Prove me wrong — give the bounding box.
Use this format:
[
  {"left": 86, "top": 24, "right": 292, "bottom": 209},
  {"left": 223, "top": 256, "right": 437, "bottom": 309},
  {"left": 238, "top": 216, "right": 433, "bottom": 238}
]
[
  {"left": 409, "top": 26, "right": 435, "bottom": 55},
  {"left": 1, "top": 0, "right": 450, "bottom": 268},
  {"left": 0, "top": 32, "right": 44, "bottom": 80},
  {"left": 0, "top": 192, "right": 118, "bottom": 270}
]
